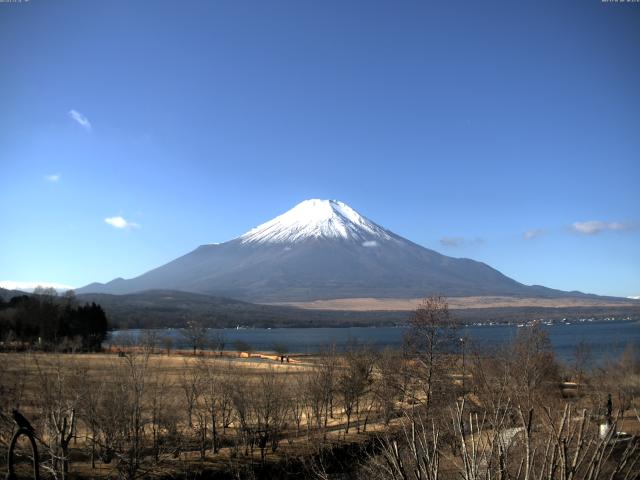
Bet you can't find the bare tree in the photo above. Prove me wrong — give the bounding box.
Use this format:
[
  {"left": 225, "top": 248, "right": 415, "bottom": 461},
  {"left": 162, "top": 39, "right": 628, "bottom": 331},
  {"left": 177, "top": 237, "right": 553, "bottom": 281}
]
[
  {"left": 148, "top": 371, "right": 174, "bottom": 462},
  {"left": 374, "top": 348, "right": 404, "bottom": 426},
  {"left": 290, "top": 372, "right": 307, "bottom": 437},
  {"left": 230, "top": 374, "right": 256, "bottom": 457},
  {"left": 179, "top": 360, "right": 202, "bottom": 429},
  {"left": 573, "top": 341, "right": 593, "bottom": 387},
  {"left": 199, "top": 357, "right": 225, "bottom": 453},
  {"left": 306, "top": 347, "right": 338, "bottom": 439},
  {"left": 615, "top": 343, "right": 640, "bottom": 420},
  {"left": 209, "top": 331, "right": 226, "bottom": 356},
  {"left": 508, "top": 323, "right": 560, "bottom": 412},
  {"left": 161, "top": 335, "right": 174, "bottom": 356},
  {"left": 113, "top": 350, "right": 151, "bottom": 480},
  {"left": 406, "top": 295, "right": 458, "bottom": 414},
  {"left": 181, "top": 320, "right": 207, "bottom": 355},
  {"left": 79, "top": 376, "right": 105, "bottom": 469},
  {"left": 194, "top": 379, "right": 209, "bottom": 460},
  {"left": 139, "top": 330, "right": 158, "bottom": 354},
  {"left": 35, "top": 355, "right": 82, "bottom": 480},
  {"left": 0, "top": 355, "right": 27, "bottom": 446},
  {"left": 33, "top": 286, "right": 58, "bottom": 298},
  {"left": 253, "top": 368, "right": 289, "bottom": 460},
  {"left": 371, "top": 399, "right": 640, "bottom": 480},
  {"left": 369, "top": 413, "right": 440, "bottom": 480},
  {"left": 219, "top": 362, "right": 235, "bottom": 435},
  {"left": 337, "top": 347, "right": 374, "bottom": 434}
]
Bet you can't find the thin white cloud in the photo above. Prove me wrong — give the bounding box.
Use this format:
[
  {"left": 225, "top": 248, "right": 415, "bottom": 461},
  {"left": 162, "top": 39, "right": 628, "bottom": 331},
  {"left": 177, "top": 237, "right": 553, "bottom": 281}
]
[
  {"left": 68, "top": 109, "right": 92, "bottom": 131},
  {"left": 571, "top": 220, "right": 635, "bottom": 235},
  {"left": 45, "top": 173, "right": 61, "bottom": 183},
  {"left": 440, "top": 236, "right": 464, "bottom": 247},
  {"left": 523, "top": 228, "right": 546, "bottom": 240},
  {"left": 362, "top": 240, "right": 379, "bottom": 247},
  {"left": 105, "top": 216, "right": 140, "bottom": 229},
  {"left": 439, "top": 236, "right": 485, "bottom": 247},
  {"left": 628, "top": 295, "right": 640, "bottom": 300},
  {"left": 0, "top": 280, "right": 75, "bottom": 293}
]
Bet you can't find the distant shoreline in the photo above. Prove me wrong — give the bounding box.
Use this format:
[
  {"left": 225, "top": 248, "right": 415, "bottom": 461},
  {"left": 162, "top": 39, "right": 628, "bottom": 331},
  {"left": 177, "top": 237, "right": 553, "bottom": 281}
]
[{"left": 272, "top": 295, "right": 640, "bottom": 311}]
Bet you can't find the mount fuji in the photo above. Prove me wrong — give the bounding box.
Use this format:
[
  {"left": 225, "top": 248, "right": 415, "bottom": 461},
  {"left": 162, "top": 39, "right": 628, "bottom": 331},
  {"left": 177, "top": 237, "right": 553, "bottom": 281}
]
[{"left": 78, "top": 199, "right": 585, "bottom": 302}]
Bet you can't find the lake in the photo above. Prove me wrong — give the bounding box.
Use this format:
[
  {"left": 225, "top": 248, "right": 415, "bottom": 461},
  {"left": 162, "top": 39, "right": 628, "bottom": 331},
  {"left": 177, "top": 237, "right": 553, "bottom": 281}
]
[{"left": 108, "top": 319, "right": 640, "bottom": 363}]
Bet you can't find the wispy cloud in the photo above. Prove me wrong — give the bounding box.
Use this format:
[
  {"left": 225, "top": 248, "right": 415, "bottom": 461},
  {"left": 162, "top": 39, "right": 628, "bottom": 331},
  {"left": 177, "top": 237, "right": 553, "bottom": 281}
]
[
  {"left": 105, "top": 216, "right": 140, "bottom": 229},
  {"left": 571, "top": 220, "right": 635, "bottom": 235},
  {"left": 439, "top": 236, "right": 484, "bottom": 248},
  {"left": 440, "top": 236, "right": 464, "bottom": 247},
  {"left": 0, "top": 280, "right": 75, "bottom": 292},
  {"left": 523, "top": 228, "right": 546, "bottom": 240},
  {"left": 68, "top": 109, "right": 92, "bottom": 131},
  {"left": 45, "top": 173, "right": 61, "bottom": 183},
  {"left": 362, "top": 240, "right": 379, "bottom": 248}
]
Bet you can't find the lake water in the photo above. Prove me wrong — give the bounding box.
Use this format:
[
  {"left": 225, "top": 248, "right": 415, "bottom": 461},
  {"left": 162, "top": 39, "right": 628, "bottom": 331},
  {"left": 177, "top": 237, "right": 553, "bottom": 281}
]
[{"left": 108, "top": 319, "right": 640, "bottom": 363}]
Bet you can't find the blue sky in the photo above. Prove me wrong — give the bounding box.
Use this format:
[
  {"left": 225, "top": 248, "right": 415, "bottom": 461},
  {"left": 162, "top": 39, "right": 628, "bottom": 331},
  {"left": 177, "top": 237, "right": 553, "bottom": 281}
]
[{"left": 1, "top": 0, "right": 638, "bottom": 297}]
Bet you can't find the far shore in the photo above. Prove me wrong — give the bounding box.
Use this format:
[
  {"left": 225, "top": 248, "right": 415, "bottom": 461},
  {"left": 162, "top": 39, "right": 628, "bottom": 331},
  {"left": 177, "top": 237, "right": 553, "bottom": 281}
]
[{"left": 271, "top": 295, "right": 640, "bottom": 311}]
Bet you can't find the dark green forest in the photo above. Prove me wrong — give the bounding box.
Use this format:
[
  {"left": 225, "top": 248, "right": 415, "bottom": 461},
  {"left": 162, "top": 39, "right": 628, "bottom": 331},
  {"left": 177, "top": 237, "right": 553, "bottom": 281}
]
[{"left": 0, "top": 289, "right": 108, "bottom": 351}]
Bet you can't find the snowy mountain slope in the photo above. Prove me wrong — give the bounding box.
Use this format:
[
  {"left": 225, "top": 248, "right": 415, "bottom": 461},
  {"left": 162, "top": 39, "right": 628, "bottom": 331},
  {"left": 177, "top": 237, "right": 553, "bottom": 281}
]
[
  {"left": 240, "top": 199, "right": 393, "bottom": 244},
  {"left": 77, "top": 199, "right": 589, "bottom": 301}
]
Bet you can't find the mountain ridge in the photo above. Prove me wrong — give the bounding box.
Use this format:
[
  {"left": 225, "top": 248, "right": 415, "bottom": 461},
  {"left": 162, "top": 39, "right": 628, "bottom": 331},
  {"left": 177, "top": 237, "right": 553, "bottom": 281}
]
[{"left": 77, "top": 199, "right": 611, "bottom": 302}]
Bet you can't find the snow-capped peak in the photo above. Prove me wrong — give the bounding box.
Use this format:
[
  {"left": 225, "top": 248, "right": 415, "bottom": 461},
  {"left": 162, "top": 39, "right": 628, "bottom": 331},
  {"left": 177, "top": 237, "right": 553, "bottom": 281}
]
[{"left": 240, "top": 199, "right": 393, "bottom": 244}]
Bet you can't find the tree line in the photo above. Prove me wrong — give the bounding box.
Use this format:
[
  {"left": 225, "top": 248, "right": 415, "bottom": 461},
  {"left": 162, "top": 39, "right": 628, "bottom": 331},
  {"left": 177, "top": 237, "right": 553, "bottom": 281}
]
[{"left": 0, "top": 287, "right": 108, "bottom": 351}]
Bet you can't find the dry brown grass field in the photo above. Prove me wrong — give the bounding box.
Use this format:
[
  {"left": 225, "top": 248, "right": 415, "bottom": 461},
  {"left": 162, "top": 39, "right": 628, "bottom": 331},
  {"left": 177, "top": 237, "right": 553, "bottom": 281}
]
[
  {"left": 1, "top": 348, "right": 416, "bottom": 479},
  {"left": 1, "top": 314, "right": 639, "bottom": 479}
]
